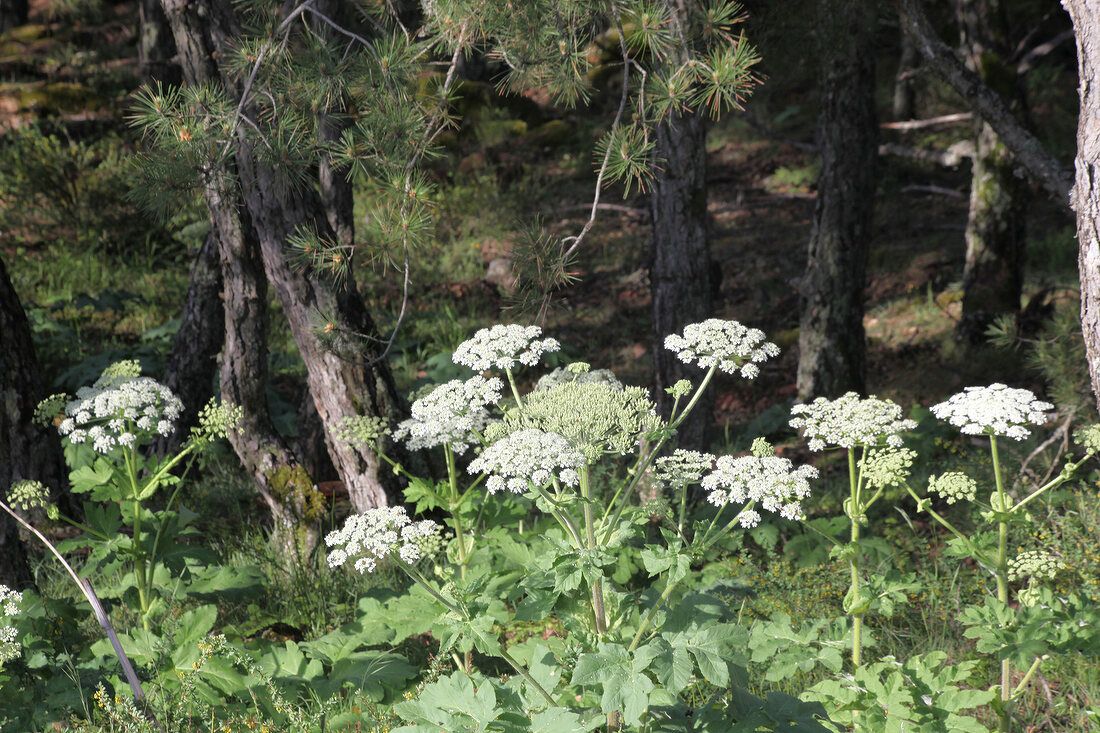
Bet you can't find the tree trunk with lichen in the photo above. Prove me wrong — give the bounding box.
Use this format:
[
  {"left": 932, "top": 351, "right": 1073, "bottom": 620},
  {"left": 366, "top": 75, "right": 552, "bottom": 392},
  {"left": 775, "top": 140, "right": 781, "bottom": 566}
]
[
  {"left": 956, "top": 0, "right": 1027, "bottom": 342},
  {"left": 797, "top": 0, "right": 877, "bottom": 400},
  {"left": 1062, "top": 0, "right": 1100, "bottom": 412},
  {"left": 160, "top": 0, "right": 408, "bottom": 514}
]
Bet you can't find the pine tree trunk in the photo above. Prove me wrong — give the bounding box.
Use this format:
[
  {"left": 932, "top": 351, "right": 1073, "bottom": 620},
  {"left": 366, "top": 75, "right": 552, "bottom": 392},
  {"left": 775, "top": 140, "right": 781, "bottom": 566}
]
[
  {"left": 160, "top": 0, "right": 319, "bottom": 548},
  {"left": 650, "top": 109, "right": 713, "bottom": 450},
  {"left": 139, "top": 0, "right": 179, "bottom": 83},
  {"left": 161, "top": 0, "right": 407, "bottom": 513},
  {"left": 893, "top": 22, "right": 918, "bottom": 121},
  {"left": 154, "top": 231, "right": 223, "bottom": 456},
  {"left": 956, "top": 0, "right": 1027, "bottom": 342},
  {"left": 0, "top": 255, "right": 65, "bottom": 589},
  {"left": 1062, "top": 0, "right": 1100, "bottom": 412},
  {"left": 797, "top": 0, "right": 877, "bottom": 400}
]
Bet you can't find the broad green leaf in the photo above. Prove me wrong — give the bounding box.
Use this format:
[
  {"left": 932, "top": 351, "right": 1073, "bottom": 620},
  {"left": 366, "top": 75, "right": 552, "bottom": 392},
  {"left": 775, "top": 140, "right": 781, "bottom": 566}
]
[
  {"left": 571, "top": 642, "right": 657, "bottom": 726},
  {"left": 394, "top": 671, "right": 501, "bottom": 731}
]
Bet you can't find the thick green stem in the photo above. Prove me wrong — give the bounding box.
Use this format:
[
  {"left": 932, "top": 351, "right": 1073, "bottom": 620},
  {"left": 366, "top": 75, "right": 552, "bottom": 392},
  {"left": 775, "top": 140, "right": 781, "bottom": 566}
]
[
  {"left": 580, "top": 467, "right": 608, "bottom": 635},
  {"left": 533, "top": 483, "right": 584, "bottom": 548},
  {"left": 504, "top": 368, "right": 524, "bottom": 407},
  {"left": 124, "top": 447, "right": 150, "bottom": 629},
  {"left": 847, "top": 448, "right": 863, "bottom": 671},
  {"left": 990, "top": 436, "right": 1011, "bottom": 732},
  {"left": 445, "top": 446, "right": 470, "bottom": 570},
  {"left": 629, "top": 578, "right": 679, "bottom": 653}
]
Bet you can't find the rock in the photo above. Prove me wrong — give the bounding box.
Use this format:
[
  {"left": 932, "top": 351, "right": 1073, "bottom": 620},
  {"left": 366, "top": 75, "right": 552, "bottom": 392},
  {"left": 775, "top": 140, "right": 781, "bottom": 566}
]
[{"left": 485, "top": 258, "right": 518, "bottom": 293}]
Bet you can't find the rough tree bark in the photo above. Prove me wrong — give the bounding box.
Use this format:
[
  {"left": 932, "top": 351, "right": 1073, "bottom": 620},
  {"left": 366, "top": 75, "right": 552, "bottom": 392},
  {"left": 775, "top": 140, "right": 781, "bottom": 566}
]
[
  {"left": 1062, "top": 0, "right": 1100, "bottom": 412},
  {"left": 161, "top": 0, "right": 407, "bottom": 512},
  {"left": 160, "top": 0, "right": 321, "bottom": 547},
  {"left": 0, "top": 255, "right": 65, "bottom": 589},
  {"left": 648, "top": 1, "right": 714, "bottom": 451},
  {"left": 893, "top": 19, "right": 918, "bottom": 121},
  {"left": 139, "top": 0, "right": 179, "bottom": 83},
  {"left": 797, "top": 0, "right": 877, "bottom": 400},
  {"left": 154, "top": 231, "right": 223, "bottom": 456},
  {"left": 899, "top": 0, "right": 1073, "bottom": 205},
  {"left": 956, "top": 0, "right": 1028, "bottom": 342}
]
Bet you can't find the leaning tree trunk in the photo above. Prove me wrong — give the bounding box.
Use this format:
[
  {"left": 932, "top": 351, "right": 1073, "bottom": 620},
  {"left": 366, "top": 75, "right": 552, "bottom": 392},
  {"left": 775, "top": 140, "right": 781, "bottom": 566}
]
[
  {"left": 161, "top": 0, "right": 322, "bottom": 549},
  {"left": 154, "top": 231, "right": 223, "bottom": 456},
  {"left": 0, "top": 255, "right": 65, "bottom": 589},
  {"left": 1062, "top": 0, "right": 1100, "bottom": 413},
  {"left": 797, "top": 0, "right": 878, "bottom": 400},
  {"left": 956, "top": 0, "right": 1027, "bottom": 342},
  {"left": 161, "top": 0, "right": 407, "bottom": 512}
]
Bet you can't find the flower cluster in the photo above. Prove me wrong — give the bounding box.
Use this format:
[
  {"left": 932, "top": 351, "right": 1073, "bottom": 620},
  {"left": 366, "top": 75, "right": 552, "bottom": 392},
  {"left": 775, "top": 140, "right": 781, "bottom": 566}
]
[
  {"left": 394, "top": 376, "right": 503, "bottom": 454},
  {"left": 930, "top": 384, "right": 1052, "bottom": 441},
  {"left": 1074, "top": 424, "right": 1100, "bottom": 453},
  {"left": 927, "top": 472, "right": 978, "bottom": 504},
  {"left": 701, "top": 454, "right": 818, "bottom": 524},
  {"left": 654, "top": 449, "right": 715, "bottom": 490},
  {"left": 55, "top": 366, "right": 184, "bottom": 454},
  {"left": 452, "top": 325, "right": 560, "bottom": 371},
  {"left": 334, "top": 415, "right": 392, "bottom": 449},
  {"left": 325, "top": 506, "right": 441, "bottom": 573},
  {"left": 188, "top": 399, "right": 244, "bottom": 449},
  {"left": 535, "top": 363, "right": 624, "bottom": 392},
  {"left": 487, "top": 382, "right": 659, "bottom": 462},
  {"left": 6, "top": 480, "right": 58, "bottom": 520},
  {"left": 790, "top": 393, "right": 915, "bottom": 451},
  {"left": 1008, "top": 550, "right": 1066, "bottom": 582},
  {"left": 663, "top": 319, "right": 780, "bottom": 379},
  {"left": 0, "top": 585, "right": 22, "bottom": 666},
  {"left": 861, "top": 448, "right": 917, "bottom": 490},
  {"left": 468, "top": 428, "right": 585, "bottom": 494}
]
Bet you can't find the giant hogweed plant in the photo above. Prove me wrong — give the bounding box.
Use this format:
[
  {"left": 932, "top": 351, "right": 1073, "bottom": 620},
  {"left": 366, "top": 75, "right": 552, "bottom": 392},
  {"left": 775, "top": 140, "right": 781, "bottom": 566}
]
[
  {"left": 784, "top": 387, "right": 1100, "bottom": 732},
  {"left": 330, "top": 321, "right": 836, "bottom": 731}
]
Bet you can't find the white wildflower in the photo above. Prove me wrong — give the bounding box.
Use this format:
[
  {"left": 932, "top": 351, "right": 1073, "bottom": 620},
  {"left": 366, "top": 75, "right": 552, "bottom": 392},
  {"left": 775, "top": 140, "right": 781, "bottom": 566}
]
[
  {"left": 654, "top": 450, "right": 715, "bottom": 489},
  {"left": 930, "top": 384, "right": 1052, "bottom": 441},
  {"left": 56, "top": 365, "right": 183, "bottom": 455},
  {"left": 468, "top": 428, "right": 586, "bottom": 493},
  {"left": 790, "top": 393, "right": 916, "bottom": 450},
  {"left": 0, "top": 585, "right": 22, "bottom": 666},
  {"left": 701, "top": 454, "right": 818, "bottom": 520},
  {"left": 325, "top": 507, "right": 440, "bottom": 573},
  {"left": 737, "top": 509, "right": 762, "bottom": 528},
  {"left": 394, "top": 376, "right": 502, "bottom": 454},
  {"left": 453, "top": 324, "right": 561, "bottom": 371},
  {"left": 663, "top": 319, "right": 780, "bottom": 379},
  {"left": 1009, "top": 550, "right": 1065, "bottom": 582}
]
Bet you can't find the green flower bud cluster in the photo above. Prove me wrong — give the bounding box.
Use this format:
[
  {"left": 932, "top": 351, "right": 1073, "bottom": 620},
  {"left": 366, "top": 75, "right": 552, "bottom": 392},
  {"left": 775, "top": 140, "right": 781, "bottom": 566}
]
[
  {"left": 33, "top": 393, "right": 69, "bottom": 427},
  {"left": 335, "top": 415, "right": 393, "bottom": 449},
  {"left": 861, "top": 447, "right": 917, "bottom": 490},
  {"left": 490, "top": 382, "right": 660, "bottom": 462},
  {"left": 97, "top": 359, "right": 143, "bottom": 384},
  {"left": 193, "top": 399, "right": 244, "bottom": 443},
  {"left": 927, "top": 472, "right": 977, "bottom": 504},
  {"left": 1008, "top": 550, "right": 1065, "bottom": 582},
  {"left": 7, "top": 480, "right": 58, "bottom": 520},
  {"left": 1073, "top": 424, "right": 1100, "bottom": 453}
]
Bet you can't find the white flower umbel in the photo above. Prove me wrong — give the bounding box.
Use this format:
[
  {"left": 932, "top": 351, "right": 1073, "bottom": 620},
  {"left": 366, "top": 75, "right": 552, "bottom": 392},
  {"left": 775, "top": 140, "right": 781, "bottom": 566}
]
[
  {"left": 453, "top": 324, "right": 561, "bottom": 371},
  {"left": 931, "top": 384, "right": 1052, "bottom": 441},
  {"left": 0, "top": 585, "right": 22, "bottom": 666},
  {"left": 394, "top": 376, "right": 503, "bottom": 454},
  {"left": 58, "top": 371, "right": 184, "bottom": 454},
  {"left": 790, "top": 393, "right": 916, "bottom": 451},
  {"left": 325, "top": 506, "right": 440, "bottom": 574},
  {"left": 663, "top": 319, "right": 780, "bottom": 379},
  {"left": 535, "top": 364, "right": 624, "bottom": 392},
  {"left": 467, "top": 428, "right": 585, "bottom": 494},
  {"left": 927, "top": 472, "right": 978, "bottom": 505},
  {"left": 701, "top": 454, "right": 818, "bottom": 523},
  {"left": 654, "top": 449, "right": 715, "bottom": 489}
]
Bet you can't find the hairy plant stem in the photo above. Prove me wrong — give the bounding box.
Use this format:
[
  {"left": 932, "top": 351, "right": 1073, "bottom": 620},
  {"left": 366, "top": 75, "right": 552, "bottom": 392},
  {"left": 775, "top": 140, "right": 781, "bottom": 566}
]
[
  {"left": 990, "top": 436, "right": 1011, "bottom": 733},
  {"left": 401, "top": 562, "right": 557, "bottom": 707},
  {"left": 504, "top": 367, "right": 524, "bottom": 407},
  {"left": 445, "top": 445, "right": 473, "bottom": 672},
  {"left": 124, "top": 447, "right": 150, "bottom": 630},
  {"left": 580, "top": 467, "right": 608, "bottom": 636},
  {"left": 847, "top": 448, "right": 863, "bottom": 671}
]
